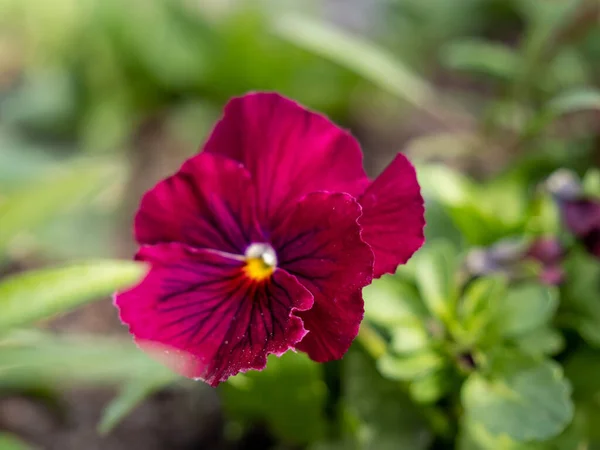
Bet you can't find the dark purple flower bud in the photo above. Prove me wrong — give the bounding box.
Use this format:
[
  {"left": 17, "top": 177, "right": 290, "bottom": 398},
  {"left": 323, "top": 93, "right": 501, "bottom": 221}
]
[
  {"left": 582, "top": 229, "right": 600, "bottom": 258},
  {"left": 466, "top": 238, "right": 566, "bottom": 285},
  {"left": 465, "top": 240, "right": 526, "bottom": 279},
  {"left": 525, "top": 237, "right": 564, "bottom": 266},
  {"left": 561, "top": 198, "right": 600, "bottom": 240},
  {"left": 546, "top": 169, "right": 600, "bottom": 260},
  {"left": 525, "top": 238, "right": 566, "bottom": 286}
]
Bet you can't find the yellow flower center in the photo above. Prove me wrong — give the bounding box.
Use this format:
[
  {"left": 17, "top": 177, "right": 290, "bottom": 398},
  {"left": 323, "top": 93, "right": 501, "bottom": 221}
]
[{"left": 243, "top": 243, "right": 277, "bottom": 282}]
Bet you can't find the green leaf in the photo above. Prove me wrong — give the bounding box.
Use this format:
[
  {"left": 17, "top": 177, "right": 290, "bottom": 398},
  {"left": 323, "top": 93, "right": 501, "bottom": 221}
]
[
  {"left": 390, "top": 324, "right": 430, "bottom": 354},
  {"left": 309, "top": 438, "right": 357, "bottom": 450},
  {"left": 220, "top": 352, "right": 327, "bottom": 445},
  {"left": 423, "top": 196, "right": 464, "bottom": 246},
  {"left": 0, "top": 260, "right": 146, "bottom": 330},
  {"left": 363, "top": 275, "right": 427, "bottom": 328},
  {"left": 418, "top": 165, "right": 525, "bottom": 245},
  {"left": 494, "top": 284, "right": 558, "bottom": 338},
  {"left": 0, "top": 160, "right": 121, "bottom": 253},
  {"left": 98, "top": 374, "right": 177, "bottom": 434},
  {"left": 515, "top": 327, "right": 564, "bottom": 357},
  {"left": 417, "top": 164, "right": 475, "bottom": 208},
  {"left": 458, "top": 419, "right": 581, "bottom": 450},
  {"left": 548, "top": 88, "right": 600, "bottom": 116},
  {"left": 441, "top": 39, "right": 520, "bottom": 81},
  {"left": 559, "top": 251, "right": 600, "bottom": 346},
  {"left": 378, "top": 350, "right": 445, "bottom": 381},
  {"left": 459, "top": 276, "right": 507, "bottom": 344},
  {"left": 583, "top": 169, "right": 600, "bottom": 198},
  {"left": 0, "top": 433, "right": 34, "bottom": 450},
  {"left": 0, "top": 334, "right": 176, "bottom": 388},
  {"left": 462, "top": 351, "right": 573, "bottom": 442},
  {"left": 344, "top": 351, "right": 433, "bottom": 450},
  {"left": 273, "top": 14, "right": 434, "bottom": 108},
  {"left": 568, "top": 349, "right": 600, "bottom": 396},
  {"left": 409, "top": 366, "right": 455, "bottom": 405},
  {"left": 414, "top": 241, "right": 459, "bottom": 321},
  {"left": 565, "top": 351, "right": 600, "bottom": 447}
]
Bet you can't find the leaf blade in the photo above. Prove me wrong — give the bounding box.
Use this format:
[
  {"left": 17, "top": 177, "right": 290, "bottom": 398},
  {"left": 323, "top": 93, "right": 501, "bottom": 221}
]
[{"left": 0, "top": 260, "right": 146, "bottom": 330}]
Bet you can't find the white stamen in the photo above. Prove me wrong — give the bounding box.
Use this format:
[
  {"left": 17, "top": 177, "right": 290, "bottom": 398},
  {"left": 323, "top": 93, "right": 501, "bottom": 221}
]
[{"left": 245, "top": 243, "right": 277, "bottom": 267}]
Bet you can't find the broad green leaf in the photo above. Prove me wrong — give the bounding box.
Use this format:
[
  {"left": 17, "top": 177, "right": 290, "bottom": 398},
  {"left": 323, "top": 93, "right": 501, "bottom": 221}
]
[
  {"left": 516, "top": 327, "right": 564, "bottom": 357},
  {"left": 390, "top": 324, "right": 430, "bottom": 354},
  {"left": 0, "top": 260, "right": 146, "bottom": 330},
  {"left": 459, "top": 276, "right": 507, "bottom": 344},
  {"left": 495, "top": 284, "right": 558, "bottom": 338},
  {"left": 560, "top": 251, "right": 600, "bottom": 346},
  {"left": 418, "top": 165, "right": 525, "bottom": 245},
  {"left": 458, "top": 420, "right": 527, "bottom": 450},
  {"left": 273, "top": 14, "right": 434, "bottom": 108},
  {"left": 0, "top": 160, "right": 121, "bottom": 253},
  {"left": 0, "top": 334, "right": 176, "bottom": 388},
  {"left": 363, "top": 275, "right": 427, "bottom": 328},
  {"left": 310, "top": 438, "right": 357, "bottom": 450},
  {"left": 441, "top": 39, "right": 519, "bottom": 81},
  {"left": 98, "top": 374, "right": 178, "bottom": 434},
  {"left": 423, "top": 196, "right": 463, "bottom": 246},
  {"left": 0, "top": 128, "right": 59, "bottom": 185},
  {"left": 565, "top": 351, "right": 600, "bottom": 447},
  {"left": 458, "top": 419, "right": 581, "bottom": 450},
  {"left": 565, "top": 349, "right": 600, "bottom": 401},
  {"left": 583, "top": 168, "right": 600, "bottom": 198},
  {"left": 220, "top": 352, "right": 327, "bottom": 445},
  {"left": 528, "top": 88, "right": 600, "bottom": 137},
  {"left": 378, "top": 350, "right": 444, "bottom": 381},
  {"left": 344, "top": 351, "right": 433, "bottom": 450},
  {"left": 482, "top": 180, "right": 528, "bottom": 230},
  {"left": 0, "top": 433, "right": 34, "bottom": 450},
  {"left": 548, "top": 88, "right": 600, "bottom": 116},
  {"left": 417, "top": 164, "right": 475, "bottom": 208},
  {"left": 462, "top": 351, "right": 573, "bottom": 442},
  {"left": 414, "top": 241, "right": 458, "bottom": 321},
  {"left": 409, "top": 366, "right": 454, "bottom": 405},
  {"left": 0, "top": 69, "right": 77, "bottom": 134}
]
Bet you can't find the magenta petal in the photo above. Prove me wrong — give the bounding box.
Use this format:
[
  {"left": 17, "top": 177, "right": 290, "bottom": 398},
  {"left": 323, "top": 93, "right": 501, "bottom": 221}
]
[
  {"left": 359, "top": 153, "right": 425, "bottom": 278},
  {"left": 272, "top": 192, "right": 374, "bottom": 362},
  {"left": 135, "top": 152, "right": 262, "bottom": 253},
  {"left": 202, "top": 92, "right": 370, "bottom": 225},
  {"left": 115, "top": 243, "right": 313, "bottom": 386}
]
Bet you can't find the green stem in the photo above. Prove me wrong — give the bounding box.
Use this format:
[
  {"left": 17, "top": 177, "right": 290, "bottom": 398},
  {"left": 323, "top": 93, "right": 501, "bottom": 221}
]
[{"left": 356, "top": 323, "right": 387, "bottom": 359}]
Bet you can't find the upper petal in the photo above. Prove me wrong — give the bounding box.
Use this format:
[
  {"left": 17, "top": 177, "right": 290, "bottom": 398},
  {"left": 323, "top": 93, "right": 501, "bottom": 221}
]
[
  {"left": 358, "top": 153, "right": 425, "bottom": 278},
  {"left": 135, "top": 152, "right": 262, "bottom": 253},
  {"left": 202, "top": 92, "right": 369, "bottom": 226},
  {"left": 272, "top": 192, "right": 374, "bottom": 362},
  {"left": 115, "top": 243, "right": 313, "bottom": 386}
]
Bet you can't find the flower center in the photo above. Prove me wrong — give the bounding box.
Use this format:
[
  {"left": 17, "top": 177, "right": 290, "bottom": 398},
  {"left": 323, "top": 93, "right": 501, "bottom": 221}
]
[{"left": 244, "top": 243, "right": 277, "bottom": 281}]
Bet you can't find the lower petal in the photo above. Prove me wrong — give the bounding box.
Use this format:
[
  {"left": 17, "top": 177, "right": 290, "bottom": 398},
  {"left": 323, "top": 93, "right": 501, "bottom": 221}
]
[
  {"left": 115, "top": 243, "right": 312, "bottom": 386},
  {"left": 359, "top": 153, "right": 425, "bottom": 278},
  {"left": 272, "top": 192, "right": 374, "bottom": 362}
]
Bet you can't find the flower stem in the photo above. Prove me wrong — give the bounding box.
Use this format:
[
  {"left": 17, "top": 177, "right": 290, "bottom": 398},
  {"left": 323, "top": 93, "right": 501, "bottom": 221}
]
[{"left": 356, "top": 323, "right": 387, "bottom": 359}]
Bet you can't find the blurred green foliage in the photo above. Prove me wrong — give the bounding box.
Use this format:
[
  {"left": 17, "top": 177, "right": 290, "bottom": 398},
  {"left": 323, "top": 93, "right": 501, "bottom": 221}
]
[{"left": 1, "top": 0, "right": 599, "bottom": 449}]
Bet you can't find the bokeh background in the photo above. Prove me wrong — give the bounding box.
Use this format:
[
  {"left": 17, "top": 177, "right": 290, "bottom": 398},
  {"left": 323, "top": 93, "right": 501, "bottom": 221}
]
[{"left": 0, "top": 0, "right": 599, "bottom": 449}]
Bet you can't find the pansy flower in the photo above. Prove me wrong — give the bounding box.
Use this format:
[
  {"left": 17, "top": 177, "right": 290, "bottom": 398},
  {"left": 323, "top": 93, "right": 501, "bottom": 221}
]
[
  {"left": 547, "top": 169, "right": 600, "bottom": 259},
  {"left": 115, "top": 93, "right": 425, "bottom": 386},
  {"left": 465, "top": 237, "right": 565, "bottom": 285}
]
